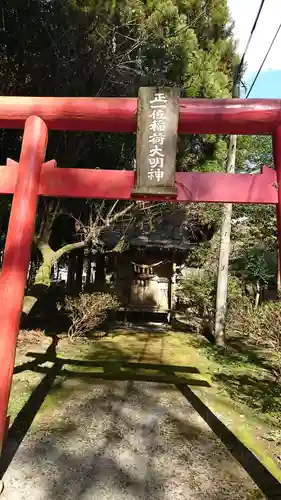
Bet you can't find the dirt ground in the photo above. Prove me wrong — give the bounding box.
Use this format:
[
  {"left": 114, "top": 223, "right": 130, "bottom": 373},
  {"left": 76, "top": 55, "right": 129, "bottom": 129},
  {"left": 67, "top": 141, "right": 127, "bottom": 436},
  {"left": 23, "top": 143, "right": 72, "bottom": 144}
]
[
  {"left": 1, "top": 378, "right": 265, "bottom": 500},
  {"left": 0, "top": 328, "right": 278, "bottom": 499}
]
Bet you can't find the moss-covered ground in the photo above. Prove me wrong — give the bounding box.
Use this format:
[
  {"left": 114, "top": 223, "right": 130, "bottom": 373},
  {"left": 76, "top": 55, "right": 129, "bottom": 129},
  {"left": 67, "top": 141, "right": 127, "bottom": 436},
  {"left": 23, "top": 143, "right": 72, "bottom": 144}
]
[{"left": 8, "top": 325, "right": 281, "bottom": 487}]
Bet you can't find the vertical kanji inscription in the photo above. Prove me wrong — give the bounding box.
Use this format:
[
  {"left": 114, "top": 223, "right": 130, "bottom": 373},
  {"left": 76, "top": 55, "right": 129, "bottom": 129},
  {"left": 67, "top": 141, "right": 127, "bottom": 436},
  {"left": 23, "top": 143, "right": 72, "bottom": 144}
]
[{"left": 132, "top": 87, "right": 180, "bottom": 197}]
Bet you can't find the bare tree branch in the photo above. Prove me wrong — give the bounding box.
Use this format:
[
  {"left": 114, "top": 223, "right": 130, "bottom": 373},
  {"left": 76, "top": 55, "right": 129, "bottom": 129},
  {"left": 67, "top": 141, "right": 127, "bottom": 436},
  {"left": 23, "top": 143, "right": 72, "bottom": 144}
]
[
  {"left": 54, "top": 239, "right": 88, "bottom": 261},
  {"left": 106, "top": 202, "right": 135, "bottom": 226},
  {"left": 106, "top": 199, "right": 119, "bottom": 220},
  {"left": 37, "top": 199, "right": 61, "bottom": 245}
]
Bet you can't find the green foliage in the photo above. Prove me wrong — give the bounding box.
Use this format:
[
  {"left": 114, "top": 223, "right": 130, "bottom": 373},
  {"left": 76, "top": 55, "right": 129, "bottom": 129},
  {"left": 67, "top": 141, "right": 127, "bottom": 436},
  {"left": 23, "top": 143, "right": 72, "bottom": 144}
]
[
  {"left": 232, "top": 246, "right": 276, "bottom": 289},
  {"left": 232, "top": 204, "right": 277, "bottom": 253},
  {"left": 177, "top": 271, "right": 243, "bottom": 326},
  {"left": 177, "top": 271, "right": 215, "bottom": 321},
  {"left": 236, "top": 135, "right": 273, "bottom": 172},
  {"left": 232, "top": 136, "right": 276, "bottom": 286},
  {"left": 0, "top": 0, "right": 238, "bottom": 299},
  {"left": 64, "top": 292, "right": 120, "bottom": 339},
  {"left": 0, "top": 0, "right": 236, "bottom": 168},
  {"left": 226, "top": 301, "right": 281, "bottom": 379},
  {"left": 179, "top": 265, "right": 281, "bottom": 383}
]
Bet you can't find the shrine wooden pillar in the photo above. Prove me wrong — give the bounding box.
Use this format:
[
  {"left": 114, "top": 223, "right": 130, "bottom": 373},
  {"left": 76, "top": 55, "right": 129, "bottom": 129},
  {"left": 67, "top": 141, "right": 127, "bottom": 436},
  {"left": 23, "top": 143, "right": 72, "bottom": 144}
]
[{"left": 273, "top": 127, "right": 281, "bottom": 289}]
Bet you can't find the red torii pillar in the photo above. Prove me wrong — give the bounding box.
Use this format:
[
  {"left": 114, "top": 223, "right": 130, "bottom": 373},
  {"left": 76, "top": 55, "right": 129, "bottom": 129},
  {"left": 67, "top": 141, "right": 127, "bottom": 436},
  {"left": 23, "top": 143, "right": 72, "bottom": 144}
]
[
  {"left": 0, "top": 96, "right": 280, "bottom": 468},
  {"left": 0, "top": 116, "right": 48, "bottom": 456},
  {"left": 273, "top": 126, "right": 281, "bottom": 284}
]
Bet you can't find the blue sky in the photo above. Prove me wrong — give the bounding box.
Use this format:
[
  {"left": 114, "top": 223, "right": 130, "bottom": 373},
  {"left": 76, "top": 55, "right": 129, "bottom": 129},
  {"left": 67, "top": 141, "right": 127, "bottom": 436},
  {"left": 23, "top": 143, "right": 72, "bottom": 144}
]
[
  {"left": 228, "top": 0, "right": 281, "bottom": 98},
  {"left": 246, "top": 71, "right": 281, "bottom": 98}
]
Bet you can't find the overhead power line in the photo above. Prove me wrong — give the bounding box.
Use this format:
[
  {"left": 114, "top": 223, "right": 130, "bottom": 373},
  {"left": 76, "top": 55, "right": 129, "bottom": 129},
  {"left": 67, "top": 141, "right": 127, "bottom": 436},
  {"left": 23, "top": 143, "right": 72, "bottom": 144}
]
[
  {"left": 235, "top": 0, "right": 266, "bottom": 83},
  {"left": 246, "top": 22, "right": 281, "bottom": 97}
]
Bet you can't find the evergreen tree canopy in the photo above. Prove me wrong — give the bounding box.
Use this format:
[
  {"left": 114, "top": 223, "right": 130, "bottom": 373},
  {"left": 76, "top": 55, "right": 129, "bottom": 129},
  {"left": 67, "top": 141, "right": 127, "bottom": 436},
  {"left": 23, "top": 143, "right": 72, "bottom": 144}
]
[
  {"left": 0, "top": 0, "right": 238, "bottom": 294},
  {"left": 0, "top": 0, "right": 237, "bottom": 170}
]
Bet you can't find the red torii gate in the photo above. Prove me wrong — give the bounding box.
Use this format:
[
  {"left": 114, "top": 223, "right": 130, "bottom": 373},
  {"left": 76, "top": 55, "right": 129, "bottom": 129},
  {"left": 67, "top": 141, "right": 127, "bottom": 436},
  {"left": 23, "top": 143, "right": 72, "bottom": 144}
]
[{"left": 0, "top": 96, "right": 281, "bottom": 463}]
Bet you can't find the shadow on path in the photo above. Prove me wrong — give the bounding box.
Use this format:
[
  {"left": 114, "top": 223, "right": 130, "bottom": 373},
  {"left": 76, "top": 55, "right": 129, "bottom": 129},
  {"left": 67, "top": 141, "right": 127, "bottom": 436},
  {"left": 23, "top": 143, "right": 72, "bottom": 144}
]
[
  {"left": 178, "top": 384, "right": 281, "bottom": 500},
  {"left": 0, "top": 337, "right": 62, "bottom": 478},
  {"left": 0, "top": 339, "right": 207, "bottom": 478},
  {"left": 1, "top": 338, "right": 280, "bottom": 499}
]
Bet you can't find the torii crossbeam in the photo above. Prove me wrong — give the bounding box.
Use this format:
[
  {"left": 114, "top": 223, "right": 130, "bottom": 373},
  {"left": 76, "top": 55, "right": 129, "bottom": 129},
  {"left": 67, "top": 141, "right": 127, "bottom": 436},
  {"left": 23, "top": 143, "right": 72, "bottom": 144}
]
[{"left": 0, "top": 96, "right": 281, "bottom": 469}]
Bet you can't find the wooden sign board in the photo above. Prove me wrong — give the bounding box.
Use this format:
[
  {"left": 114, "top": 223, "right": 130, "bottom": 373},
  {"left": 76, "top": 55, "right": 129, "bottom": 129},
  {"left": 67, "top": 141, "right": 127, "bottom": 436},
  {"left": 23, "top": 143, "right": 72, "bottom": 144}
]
[{"left": 131, "top": 87, "right": 180, "bottom": 197}]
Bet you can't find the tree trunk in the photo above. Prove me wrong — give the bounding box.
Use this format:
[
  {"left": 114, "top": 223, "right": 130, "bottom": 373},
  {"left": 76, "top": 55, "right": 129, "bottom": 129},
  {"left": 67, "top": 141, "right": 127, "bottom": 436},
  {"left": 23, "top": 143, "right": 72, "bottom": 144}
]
[
  {"left": 22, "top": 253, "right": 54, "bottom": 315},
  {"left": 214, "top": 134, "right": 237, "bottom": 347},
  {"left": 254, "top": 280, "right": 261, "bottom": 309},
  {"left": 84, "top": 252, "right": 93, "bottom": 291},
  {"left": 27, "top": 255, "right": 37, "bottom": 287},
  {"left": 94, "top": 253, "right": 106, "bottom": 290},
  {"left": 20, "top": 195, "right": 135, "bottom": 319},
  {"left": 74, "top": 248, "right": 84, "bottom": 294},
  {"left": 67, "top": 252, "right": 76, "bottom": 295},
  {"left": 56, "top": 263, "right": 60, "bottom": 280},
  {"left": 22, "top": 240, "right": 87, "bottom": 316},
  {"left": 34, "top": 260, "right": 53, "bottom": 287},
  {"left": 214, "top": 78, "right": 240, "bottom": 347},
  {"left": 277, "top": 246, "right": 281, "bottom": 296}
]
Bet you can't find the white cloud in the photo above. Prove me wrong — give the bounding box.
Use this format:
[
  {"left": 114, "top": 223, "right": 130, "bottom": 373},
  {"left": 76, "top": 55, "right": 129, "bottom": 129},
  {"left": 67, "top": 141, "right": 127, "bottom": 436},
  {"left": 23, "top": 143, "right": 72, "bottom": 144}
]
[{"left": 228, "top": 0, "right": 281, "bottom": 77}]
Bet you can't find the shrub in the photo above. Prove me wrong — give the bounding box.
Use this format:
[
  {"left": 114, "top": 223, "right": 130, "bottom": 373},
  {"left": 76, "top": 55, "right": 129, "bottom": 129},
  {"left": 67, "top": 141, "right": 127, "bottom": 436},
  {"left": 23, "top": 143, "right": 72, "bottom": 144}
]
[
  {"left": 177, "top": 271, "right": 215, "bottom": 324},
  {"left": 176, "top": 271, "right": 243, "bottom": 328},
  {"left": 227, "top": 300, "right": 281, "bottom": 379},
  {"left": 177, "top": 266, "right": 281, "bottom": 377},
  {"left": 64, "top": 292, "right": 119, "bottom": 339},
  {"left": 232, "top": 246, "right": 276, "bottom": 290},
  {"left": 18, "top": 328, "right": 45, "bottom": 345}
]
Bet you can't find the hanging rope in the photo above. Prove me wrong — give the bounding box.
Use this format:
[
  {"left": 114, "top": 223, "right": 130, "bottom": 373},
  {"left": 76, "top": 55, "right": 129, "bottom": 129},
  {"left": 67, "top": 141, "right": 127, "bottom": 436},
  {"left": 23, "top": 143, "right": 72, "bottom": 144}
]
[{"left": 131, "top": 260, "right": 164, "bottom": 276}]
